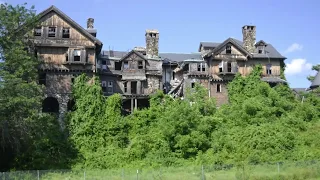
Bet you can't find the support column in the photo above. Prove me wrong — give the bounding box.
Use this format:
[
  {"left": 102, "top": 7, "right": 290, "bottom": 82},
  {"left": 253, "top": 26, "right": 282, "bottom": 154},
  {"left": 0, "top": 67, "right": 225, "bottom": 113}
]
[
  {"left": 135, "top": 98, "right": 138, "bottom": 110},
  {"left": 127, "top": 81, "right": 131, "bottom": 94},
  {"left": 137, "top": 81, "right": 141, "bottom": 94},
  {"left": 131, "top": 98, "right": 134, "bottom": 113}
]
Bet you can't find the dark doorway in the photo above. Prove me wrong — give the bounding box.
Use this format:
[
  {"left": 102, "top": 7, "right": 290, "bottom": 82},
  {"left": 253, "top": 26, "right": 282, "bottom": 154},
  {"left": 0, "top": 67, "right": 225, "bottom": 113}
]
[
  {"left": 131, "top": 81, "right": 137, "bottom": 94},
  {"left": 42, "top": 97, "right": 59, "bottom": 113},
  {"left": 137, "top": 98, "right": 150, "bottom": 109}
]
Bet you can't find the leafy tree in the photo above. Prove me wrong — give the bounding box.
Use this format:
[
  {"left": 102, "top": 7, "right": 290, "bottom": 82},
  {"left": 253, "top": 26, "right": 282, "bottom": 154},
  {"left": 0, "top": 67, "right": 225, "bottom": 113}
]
[{"left": 307, "top": 64, "right": 320, "bottom": 82}]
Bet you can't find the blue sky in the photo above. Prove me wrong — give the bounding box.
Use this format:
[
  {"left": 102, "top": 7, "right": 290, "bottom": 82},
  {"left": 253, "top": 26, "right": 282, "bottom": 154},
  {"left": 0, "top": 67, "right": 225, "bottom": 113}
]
[{"left": 3, "top": 0, "right": 320, "bottom": 88}]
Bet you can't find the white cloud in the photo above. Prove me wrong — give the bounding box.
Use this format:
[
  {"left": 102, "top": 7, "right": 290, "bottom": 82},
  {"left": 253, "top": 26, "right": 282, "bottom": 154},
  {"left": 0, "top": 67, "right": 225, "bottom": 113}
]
[
  {"left": 285, "top": 58, "right": 312, "bottom": 76},
  {"left": 284, "top": 43, "right": 303, "bottom": 54}
]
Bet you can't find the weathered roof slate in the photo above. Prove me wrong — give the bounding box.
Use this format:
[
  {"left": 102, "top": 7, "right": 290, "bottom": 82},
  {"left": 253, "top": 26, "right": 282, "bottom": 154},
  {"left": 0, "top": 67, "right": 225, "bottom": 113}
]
[
  {"left": 310, "top": 71, "right": 320, "bottom": 89},
  {"left": 101, "top": 50, "right": 203, "bottom": 63},
  {"left": 37, "top": 5, "right": 103, "bottom": 46}
]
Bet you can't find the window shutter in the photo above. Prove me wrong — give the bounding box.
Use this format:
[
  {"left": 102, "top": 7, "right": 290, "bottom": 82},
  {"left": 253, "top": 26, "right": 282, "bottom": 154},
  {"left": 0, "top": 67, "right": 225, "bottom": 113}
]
[
  {"left": 68, "top": 49, "right": 74, "bottom": 62},
  {"left": 223, "top": 61, "right": 227, "bottom": 73},
  {"left": 231, "top": 62, "right": 237, "bottom": 73},
  {"left": 43, "top": 27, "right": 48, "bottom": 38},
  {"left": 81, "top": 50, "right": 86, "bottom": 62},
  {"left": 56, "top": 27, "right": 62, "bottom": 38}
]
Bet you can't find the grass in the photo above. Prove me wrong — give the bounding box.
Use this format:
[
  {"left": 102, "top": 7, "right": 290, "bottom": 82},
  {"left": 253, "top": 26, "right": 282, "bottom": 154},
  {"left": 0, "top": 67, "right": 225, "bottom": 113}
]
[{"left": 1, "top": 161, "right": 320, "bottom": 180}]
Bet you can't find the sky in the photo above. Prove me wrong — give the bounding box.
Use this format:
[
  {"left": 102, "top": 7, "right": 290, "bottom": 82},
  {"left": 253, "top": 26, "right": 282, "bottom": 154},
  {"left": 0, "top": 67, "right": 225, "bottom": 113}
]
[{"left": 2, "top": 0, "right": 320, "bottom": 88}]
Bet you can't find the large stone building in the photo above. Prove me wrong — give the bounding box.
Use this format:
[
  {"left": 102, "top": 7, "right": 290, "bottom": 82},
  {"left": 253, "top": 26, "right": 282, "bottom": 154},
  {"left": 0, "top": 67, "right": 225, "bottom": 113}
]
[{"left": 32, "top": 6, "right": 287, "bottom": 118}]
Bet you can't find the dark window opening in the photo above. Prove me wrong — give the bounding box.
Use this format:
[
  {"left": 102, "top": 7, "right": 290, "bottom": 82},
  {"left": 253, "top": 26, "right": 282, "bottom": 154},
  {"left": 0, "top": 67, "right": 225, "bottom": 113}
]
[
  {"left": 131, "top": 81, "right": 137, "bottom": 94},
  {"left": 172, "top": 72, "right": 175, "bottom": 80},
  {"left": 227, "top": 62, "right": 232, "bottom": 72},
  {"left": 266, "top": 64, "right": 272, "bottom": 75},
  {"left": 138, "top": 61, "right": 143, "bottom": 69},
  {"left": 62, "top": 28, "right": 70, "bottom": 38},
  {"left": 183, "top": 64, "right": 189, "bottom": 72},
  {"left": 124, "top": 62, "right": 129, "bottom": 69},
  {"left": 191, "top": 82, "right": 195, "bottom": 88},
  {"left": 258, "top": 49, "right": 263, "bottom": 54},
  {"left": 39, "top": 73, "right": 46, "bottom": 85},
  {"left": 34, "top": 49, "right": 38, "bottom": 58},
  {"left": 226, "top": 45, "right": 232, "bottom": 54},
  {"left": 217, "top": 84, "right": 221, "bottom": 93},
  {"left": 102, "top": 60, "right": 107, "bottom": 65},
  {"left": 198, "top": 64, "right": 201, "bottom": 71},
  {"left": 101, "top": 81, "right": 107, "bottom": 92},
  {"left": 42, "top": 97, "right": 59, "bottom": 113},
  {"left": 34, "top": 27, "right": 42, "bottom": 36},
  {"left": 202, "top": 64, "right": 206, "bottom": 71},
  {"left": 48, "top": 27, "right": 56, "bottom": 37},
  {"left": 65, "top": 54, "right": 68, "bottom": 62},
  {"left": 115, "top": 61, "right": 122, "bottom": 70},
  {"left": 124, "top": 82, "right": 128, "bottom": 93}
]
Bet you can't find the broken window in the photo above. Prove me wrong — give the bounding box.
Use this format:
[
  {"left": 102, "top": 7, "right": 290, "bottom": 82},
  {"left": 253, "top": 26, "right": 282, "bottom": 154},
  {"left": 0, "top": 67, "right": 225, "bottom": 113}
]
[
  {"left": 227, "top": 62, "right": 232, "bottom": 72},
  {"left": 124, "top": 82, "right": 128, "bottom": 93},
  {"left": 226, "top": 44, "right": 232, "bottom": 54},
  {"left": 197, "top": 63, "right": 206, "bottom": 72},
  {"left": 73, "top": 50, "right": 81, "bottom": 62},
  {"left": 172, "top": 72, "right": 175, "bottom": 80},
  {"left": 217, "top": 84, "right": 221, "bottom": 93},
  {"left": 34, "top": 27, "right": 42, "bottom": 36},
  {"left": 124, "top": 61, "right": 129, "bottom": 69},
  {"left": 62, "top": 28, "right": 70, "bottom": 38},
  {"left": 71, "top": 77, "right": 75, "bottom": 84},
  {"left": 138, "top": 61, "right": 143, "bottom": 69},
  {"left": 191, "top": 82, "right": 195, "bottom": 88},
  {"left": 131, "top": 81, "right": 137, "bottom": 94},
  {"left": 219, "top": 62, "right": 223, "bottom": 72},
  {"left": 48, "top": 27, "right": 56, "bottom": 37},
  {"left": 266, "top": 64, "right": 272, "bottom": 75},
  {"left": 115, "top": 61, "right": 122, "bottom": 70},
  {"left": 39, "top": 73, "right": 46, "bottom": 86},
  {"left": 107, "top": 81, "right": 113, "bottom": 93},
  {"left": 183, "top": 64, "right": 189, "bottom": 72},
  {"left": 101, "top": 81, "right": 107, "bottom": 92},
  {"left": 65, "top": 53, "right": 69, "bottom": 62}
]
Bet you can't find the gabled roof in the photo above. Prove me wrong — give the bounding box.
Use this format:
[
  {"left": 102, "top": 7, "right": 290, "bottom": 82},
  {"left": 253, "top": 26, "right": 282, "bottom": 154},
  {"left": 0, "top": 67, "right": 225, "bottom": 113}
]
[
  {"left": 198, "top": 42, "right": 220, "bottom": 52},
  {"left": 203, "top": 38, "right": 286, "bottom": 59},
  {"left": 310, "top": 71, "right": 320, "bottom": 89},
  {"left": 255, "top": 40, "right": 267, "bottom": 46},
  {"left": 119, "top": 50, "right": 147, "bottom": 61},
  {"left": 211, "top": 38, "right": 252, "bottom": 57},
  {"left": 37, "top": 5, "right": 102, "bottom": 46}
]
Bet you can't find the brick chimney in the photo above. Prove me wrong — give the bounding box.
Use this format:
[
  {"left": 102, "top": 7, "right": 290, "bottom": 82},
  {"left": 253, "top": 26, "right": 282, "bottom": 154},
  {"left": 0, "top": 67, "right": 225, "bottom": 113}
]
[
  {"left": 87, "top": 18, "right": 97, "bottom": 37},
  {"left": 242, "top": 25, "right": 256, "bottom": 53},
  {"left": 145, "top": 29, "right": 159, "bottom": 58}
]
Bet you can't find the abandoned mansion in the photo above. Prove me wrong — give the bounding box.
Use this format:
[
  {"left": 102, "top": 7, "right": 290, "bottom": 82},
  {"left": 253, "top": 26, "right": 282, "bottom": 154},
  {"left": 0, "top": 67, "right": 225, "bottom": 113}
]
[{"left": 34, "top": 5, "right": 291, "bottom": 117}]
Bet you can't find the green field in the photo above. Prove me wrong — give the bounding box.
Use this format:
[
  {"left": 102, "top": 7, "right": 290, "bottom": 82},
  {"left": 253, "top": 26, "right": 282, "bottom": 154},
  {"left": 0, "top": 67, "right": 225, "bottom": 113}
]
[{"left": 2, "top": 162, "right": 320, "bottom": 180}]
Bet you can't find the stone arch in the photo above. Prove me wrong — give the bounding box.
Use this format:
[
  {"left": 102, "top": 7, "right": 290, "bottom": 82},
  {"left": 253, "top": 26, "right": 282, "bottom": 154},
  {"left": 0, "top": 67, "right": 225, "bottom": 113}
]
[
  {"left": 42, "top": 97, "right": 59, "bottom": 113},
  {"left": 67, "top": 99, "right": 76, "bottom": 111}
]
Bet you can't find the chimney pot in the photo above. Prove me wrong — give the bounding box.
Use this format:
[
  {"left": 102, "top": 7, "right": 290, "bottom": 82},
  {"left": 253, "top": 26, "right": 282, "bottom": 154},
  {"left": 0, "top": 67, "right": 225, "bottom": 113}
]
[{"left": 87, "top": 18, "right": 94, "bottom": 29}]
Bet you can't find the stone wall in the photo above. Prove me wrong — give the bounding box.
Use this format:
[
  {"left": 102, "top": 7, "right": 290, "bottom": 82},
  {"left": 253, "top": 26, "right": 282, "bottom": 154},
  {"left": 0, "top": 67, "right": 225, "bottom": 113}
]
[
  {"left": 146, "top": 75, "right": 161, "bottom": 94},
  {"left": 242, "top": 25, "right": 256, "bottom": 53},
  {"left": 210, "top": 81, "right": 229, "bottom": 106},
  {"left": 145, "top": 29, "right": 159, "bottom": 58}
]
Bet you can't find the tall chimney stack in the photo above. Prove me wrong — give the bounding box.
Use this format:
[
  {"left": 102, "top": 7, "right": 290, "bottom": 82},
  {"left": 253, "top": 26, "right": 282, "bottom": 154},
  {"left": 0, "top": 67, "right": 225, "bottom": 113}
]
[
  {"left": 145, "top": 29, "right": 159, "bottom": 58},
  {"left": 242, "top": 25, "right": 256, "bottom": 54},
  {"left": 86, "top": 18, "right": 97, "bottom": 37}
]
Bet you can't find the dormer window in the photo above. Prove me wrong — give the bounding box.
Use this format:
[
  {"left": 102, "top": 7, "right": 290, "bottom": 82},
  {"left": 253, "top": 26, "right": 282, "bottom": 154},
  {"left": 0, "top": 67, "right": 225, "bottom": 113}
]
[
  {"left": 226, "top": 44, "right": 231, "bottom": 54},
  {"left": 255, "top": 40, "right": 267, "bottom": 54}
]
